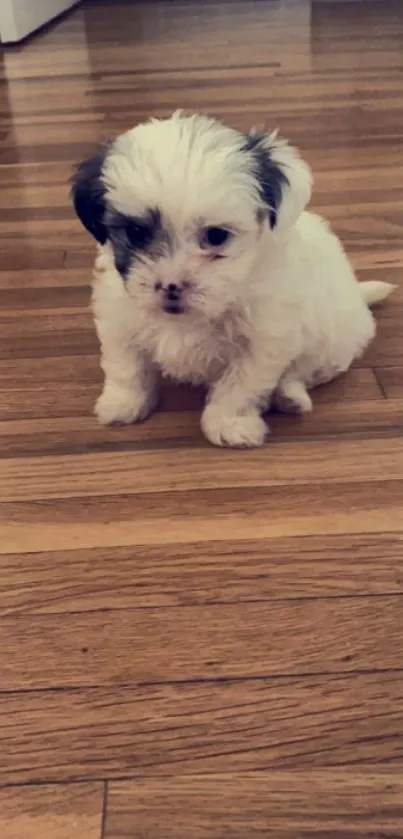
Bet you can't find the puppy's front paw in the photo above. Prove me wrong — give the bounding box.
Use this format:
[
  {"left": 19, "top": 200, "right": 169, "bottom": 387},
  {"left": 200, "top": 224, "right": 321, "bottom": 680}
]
[
  {"left": 201, "top": 406, "right": 267, "bottom": 448},
  {"left": 95, "top": 383, "right": 157, "bottom": 426}
]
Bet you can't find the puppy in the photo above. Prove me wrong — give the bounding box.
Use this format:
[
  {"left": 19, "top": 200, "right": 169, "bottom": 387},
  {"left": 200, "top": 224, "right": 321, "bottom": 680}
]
[{"left": 72, "top": 112, "right": 394, "bottom": 447}]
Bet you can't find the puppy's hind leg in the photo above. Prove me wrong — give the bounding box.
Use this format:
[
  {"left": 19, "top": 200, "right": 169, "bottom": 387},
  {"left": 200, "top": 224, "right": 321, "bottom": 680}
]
[{"left": 273, "top": 372, "right": 313, "bottom": 415}]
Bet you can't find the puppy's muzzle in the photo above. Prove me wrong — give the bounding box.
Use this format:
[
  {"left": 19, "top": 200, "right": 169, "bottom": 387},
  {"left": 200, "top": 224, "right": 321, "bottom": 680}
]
[{"left": 155, "top": 281, "right": 185, "bottom": 314}]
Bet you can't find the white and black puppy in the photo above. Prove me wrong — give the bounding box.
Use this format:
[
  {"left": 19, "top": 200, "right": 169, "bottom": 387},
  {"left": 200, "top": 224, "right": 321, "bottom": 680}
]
[{"left": 72, "top": 111, "right": 394, "bottom": 447}]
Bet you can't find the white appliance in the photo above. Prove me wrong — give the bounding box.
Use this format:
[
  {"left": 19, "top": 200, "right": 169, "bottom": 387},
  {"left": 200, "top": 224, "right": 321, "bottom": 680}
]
[{"left": 0, "top": 0, "right": 79, "bottom": 43}]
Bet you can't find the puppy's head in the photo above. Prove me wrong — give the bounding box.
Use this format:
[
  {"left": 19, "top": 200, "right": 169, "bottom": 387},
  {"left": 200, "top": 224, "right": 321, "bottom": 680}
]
[{"left": 72, "top": 112, "right": 312, "bottom": 320}]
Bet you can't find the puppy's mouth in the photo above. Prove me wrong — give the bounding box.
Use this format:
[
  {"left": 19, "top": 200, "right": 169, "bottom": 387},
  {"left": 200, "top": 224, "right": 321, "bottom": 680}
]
[{"left": 162, "top": 301, "right": 185, "bottom": 315}]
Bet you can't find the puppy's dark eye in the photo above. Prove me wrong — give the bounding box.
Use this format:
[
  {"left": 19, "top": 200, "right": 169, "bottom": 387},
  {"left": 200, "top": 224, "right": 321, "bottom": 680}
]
[
  {"left": 125, "top": 221, "right": 153, "bottom": 250},
  {"left": 203, "top": 226, "right": 231, "bottom": 248}
]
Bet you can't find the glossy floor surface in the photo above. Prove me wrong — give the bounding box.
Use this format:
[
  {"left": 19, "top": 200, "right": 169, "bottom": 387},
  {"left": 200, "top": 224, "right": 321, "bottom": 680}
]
[{"left": 1, "top": 0, "right": 403, "bottom": 836}]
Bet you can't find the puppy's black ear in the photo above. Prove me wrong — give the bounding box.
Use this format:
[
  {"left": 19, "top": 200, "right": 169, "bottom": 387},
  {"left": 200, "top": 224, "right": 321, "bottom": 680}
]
[
  {"left": 243, "top": 131, "right": 288, "bottom": 229},
  {"left": 71, "top": 144, "right": 110, "bottom": 243},
  {"left": 243, "top": 130, "right": 312, "bottom": 231}
]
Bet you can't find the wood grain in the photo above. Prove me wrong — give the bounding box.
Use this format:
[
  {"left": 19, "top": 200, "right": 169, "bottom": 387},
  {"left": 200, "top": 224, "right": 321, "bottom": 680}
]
[
  {"left": 1, "top": 784, "right": 103, "bottom": 839},
  {"left": 376, "top": 366, "right": 403, "bottom": 398},
  {"left": 2, "top": 480, "right": 403, "bottom": 555},
  {"left": 1, "top": 0, "right": 403, "bottom": 834},
  {"left": 0, "top": 367, "right": 383, "bottom": 425},
  {"left": 4, "top": 437, "right": 403, "bottom": 502},
  {"left": 1, "top": 396, "right": 403, "bottom": 460},
  {"left": 1, "top": 532, "right": 403, "bottom": 616},
  {"left": 105, "top": 773, "right": 403, "bottom": 838},
  {"left": 1, "top": 597, "right": 403, "bottom": 690},
  {"left": 2, "top": 672, "right": 403, "bottom": 784}
]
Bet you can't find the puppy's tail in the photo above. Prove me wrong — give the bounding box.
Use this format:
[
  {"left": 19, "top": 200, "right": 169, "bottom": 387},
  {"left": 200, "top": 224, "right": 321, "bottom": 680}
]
[{"left": 359, "top": 280, "right": 396, "bottom": 308}]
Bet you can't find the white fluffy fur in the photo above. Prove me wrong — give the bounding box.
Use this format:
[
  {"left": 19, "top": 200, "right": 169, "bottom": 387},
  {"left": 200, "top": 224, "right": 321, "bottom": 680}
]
[{"left": 90, "top": 113, "right": 394, "bottom": 447}]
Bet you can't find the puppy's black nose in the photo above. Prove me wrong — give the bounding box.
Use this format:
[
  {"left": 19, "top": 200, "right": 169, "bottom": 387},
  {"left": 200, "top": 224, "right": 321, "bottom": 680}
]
[
  {"left": 166, "top": 283, "right": 180, "bottom": 301},
  {"left": 163, "top": 284, "right": 184, "bottom": 314},
  {"left": 154, "top": 281, "right": 182, "bottom": 298},
  {"left": 155, "top": 282, "right": 185, "bottom": 313}
]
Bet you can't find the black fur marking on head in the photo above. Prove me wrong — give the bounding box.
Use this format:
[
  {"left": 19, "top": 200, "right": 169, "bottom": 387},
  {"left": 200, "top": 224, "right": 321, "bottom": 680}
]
[
  {"left": 105, "top": 208, "right": 168, "bottom": 279},
  {"left": 242, "top": 132, "right": 289, "bottom": 229},
  {"left": 72, "top": 145, "right": 170, "bottom": 279},
  {"left": 71, "top": 143, "right": 111, "bottom": 244}
]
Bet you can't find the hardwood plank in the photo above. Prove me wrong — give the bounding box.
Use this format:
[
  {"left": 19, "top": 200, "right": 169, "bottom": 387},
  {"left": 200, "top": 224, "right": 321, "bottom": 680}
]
[
  {"left": 0, "top": 163, "right": 72, "bottom": 188},
  {"left": 0, "top": 268, "right": 91, "bottom": 289},
  {"left": 0, "top": 367, "right": 382, "bottom": 422},
  {"left": 1, "top": 480, "right": 403, "bottom": 554},
  {"left": 351, "top": 249, "right": 403, "bottom": 271},
  {"left": 297, "top": 364, "right": 382, "bottom": 402},
  {"left": 362, "top": 303, "right": 403, "bottom": 368},
  {"left": 0, "top": 248, "right": 66, "bottom": 270},
  {"left": 0, "top": 328, "right": 97, "bottom": 360},
  {"left": 1, "top": 783, "right": 103, "bottom": 839},
  {"left": 0, "top": 285, "right": 90, "bottom": 311},
  {"left": 0, "top": 411, "right": 201, "bottom": 455},
  {"left": 376, "top": 366, "right": 403, "bottom": 398},
  {"left": 3, "top": 437, "right": 403, "bottom": 503},
  {"left": 0, "top": 398, "right": 403, "bottom": 460},
  {"left": 270, "top": 396, "right": 403, "bottom": 439},
  {"left": 5, "top": 82, "right": 403, "bottom": 132},
  {"left": 0, "top": 597, "right": 403, "bottom": 690},
  {"left": 0, "top": 383, "right": 98, "bottom": 421},
  {"left": 1, "top": 673, "right": 403, "bottom": 784},
  {"left": 63, "top": 249, "right": 93, "bottom": 269},
  {"left": 0, "top": 354, "right": 377, "bottom": 392},
  {"left": 0, "top": 310, "right": 93, "bottom": 339},
  {"left": 2, "top": 169, "right": 403, "bottom": 207},
  {"left": 105, "top": 772, "right": 403, "bottom": 838},
  {"left": 1, "top": 532, "right": 403, "bottom": 616}
]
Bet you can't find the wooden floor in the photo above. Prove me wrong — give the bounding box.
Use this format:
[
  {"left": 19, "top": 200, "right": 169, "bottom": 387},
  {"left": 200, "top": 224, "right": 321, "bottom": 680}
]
[{"left": 1, "top": 0, "right": 403, "bottom": 835}]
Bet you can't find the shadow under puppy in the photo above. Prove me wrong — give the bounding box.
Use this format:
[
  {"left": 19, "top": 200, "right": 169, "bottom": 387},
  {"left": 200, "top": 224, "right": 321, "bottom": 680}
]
[{"left": 72, "top": 112, "right": 394, "bottom": 448}]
